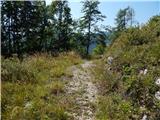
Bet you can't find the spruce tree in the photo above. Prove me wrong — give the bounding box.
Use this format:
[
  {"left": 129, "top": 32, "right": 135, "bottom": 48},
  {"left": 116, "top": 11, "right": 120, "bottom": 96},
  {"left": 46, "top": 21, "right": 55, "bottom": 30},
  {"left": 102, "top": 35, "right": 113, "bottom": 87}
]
[
  {"left": 49, "top": 0, "right": 72, "bottom": 51},
  {"left": 115, "top": 6, "right": 135, "bottom": 31},
  {"left": 80, "top": 0, "right": 105, "bottom": 55}
]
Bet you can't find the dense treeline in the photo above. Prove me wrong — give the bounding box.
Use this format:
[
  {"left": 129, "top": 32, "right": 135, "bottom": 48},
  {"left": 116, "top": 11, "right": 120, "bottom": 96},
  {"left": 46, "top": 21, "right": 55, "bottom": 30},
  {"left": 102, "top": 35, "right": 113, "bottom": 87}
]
[
  {"left": 1, "top": 0, "right": 107, "bottom": 57},
  {"left": 1, "top": 0, "right": 137, "bottom": 58},
  {"left": 1, "top": 1, "right": 47, "bottom": 56}
]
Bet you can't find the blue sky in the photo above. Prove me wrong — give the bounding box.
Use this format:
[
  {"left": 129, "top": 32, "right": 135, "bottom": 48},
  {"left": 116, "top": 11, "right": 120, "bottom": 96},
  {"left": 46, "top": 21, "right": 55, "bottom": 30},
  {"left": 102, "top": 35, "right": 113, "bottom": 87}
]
[{"left": 46, "top": 0, "right": 160, "bottom": 27}]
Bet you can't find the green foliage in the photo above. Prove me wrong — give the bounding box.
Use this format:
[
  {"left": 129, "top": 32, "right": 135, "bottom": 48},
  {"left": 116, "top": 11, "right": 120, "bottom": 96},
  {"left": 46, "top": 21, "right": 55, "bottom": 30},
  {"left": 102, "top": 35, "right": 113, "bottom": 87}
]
[
  {"left": 1, "top": 0, "right": 73, "bottom": 56},
  {"left": 115, "top": 6, "right": 135, "bottom": 31},
  {"left": 96, "top": 94, "right": 134, "bottom": 120},
  {"left": 1, "top": 0, "right": 107, "bottom": 56},
  {"left": 1, "top": 1, "right": 47, "bottom": 56},
  {"left": 49, "top": 0, "right": 73, "bottom": 51},
  {"left": 94, "top": 15, "right": 160, "bottom": 119},
  {"left": 93, "top": 44, "right": 105, "bottom": 55},
  {"left": 68, "top": 31, "right": 87, "bottom": 56},
  {"left": 80, "top": 0, "right": 106, "bottom": 54}
]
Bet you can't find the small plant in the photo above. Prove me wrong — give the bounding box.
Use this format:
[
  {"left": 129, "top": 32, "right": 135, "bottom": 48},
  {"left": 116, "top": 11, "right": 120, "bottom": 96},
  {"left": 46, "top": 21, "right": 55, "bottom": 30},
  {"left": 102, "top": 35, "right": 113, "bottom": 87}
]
[{"left": 48, "top": 81, "right": 65, "bottom": 95}]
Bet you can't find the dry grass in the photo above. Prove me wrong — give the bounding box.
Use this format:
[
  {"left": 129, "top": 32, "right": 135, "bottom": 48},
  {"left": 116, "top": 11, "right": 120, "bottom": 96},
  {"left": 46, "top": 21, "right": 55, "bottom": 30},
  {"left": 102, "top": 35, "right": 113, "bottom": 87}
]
[{"left": 1, "top": 51, "right": 82, "bottom": 120}]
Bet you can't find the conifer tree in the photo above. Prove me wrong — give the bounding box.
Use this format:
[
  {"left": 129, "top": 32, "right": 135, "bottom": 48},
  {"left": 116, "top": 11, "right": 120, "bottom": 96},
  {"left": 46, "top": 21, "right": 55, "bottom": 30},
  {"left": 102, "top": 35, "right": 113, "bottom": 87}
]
[{"left": 80, "top": 0, "right": 105, "bottom": 55}]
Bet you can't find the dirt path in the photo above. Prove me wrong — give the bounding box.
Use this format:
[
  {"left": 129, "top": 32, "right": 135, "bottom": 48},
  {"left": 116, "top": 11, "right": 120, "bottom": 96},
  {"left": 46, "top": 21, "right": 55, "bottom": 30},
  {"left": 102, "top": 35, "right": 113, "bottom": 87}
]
[{"left": 66, "top": 61, "right": 97, "bottom": 120}]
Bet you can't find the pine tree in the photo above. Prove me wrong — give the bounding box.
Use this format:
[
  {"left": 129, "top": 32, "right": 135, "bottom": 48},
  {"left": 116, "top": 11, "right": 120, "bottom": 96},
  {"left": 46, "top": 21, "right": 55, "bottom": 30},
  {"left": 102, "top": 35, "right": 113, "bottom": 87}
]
[
  {"left": 115, "top": 8, "right": 127, "bottom": 31},
  {"left": 115, "top": 6, "right": 135, "bottom": 31},
  {"left": 80, "top": 0, "right": 105, "bottom": 55},
  {"left": 1, "top": 1, "right": 47, "bottom": 57},
  {"left": 49, "top": 0, "right": 72, "bottom": 51},
  {"left": 1, "top": 1, "right": 14, "bottom": 56},
  {"left": 126, "top": 7, "right": 135, "bottom": 27}
]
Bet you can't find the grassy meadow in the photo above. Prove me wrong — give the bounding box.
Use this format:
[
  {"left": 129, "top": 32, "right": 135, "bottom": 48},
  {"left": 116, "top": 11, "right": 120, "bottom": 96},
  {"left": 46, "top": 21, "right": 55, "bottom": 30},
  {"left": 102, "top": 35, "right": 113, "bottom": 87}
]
[{"left": 1, "top": 52, "right": 82, "bottom": 120}]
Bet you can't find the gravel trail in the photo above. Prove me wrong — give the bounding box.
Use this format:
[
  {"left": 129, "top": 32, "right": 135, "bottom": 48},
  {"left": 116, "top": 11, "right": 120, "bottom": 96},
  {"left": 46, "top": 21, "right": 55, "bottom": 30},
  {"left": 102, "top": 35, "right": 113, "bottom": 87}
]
[{"left": 66, "top": 61, "right": 97, "bottom": 120}]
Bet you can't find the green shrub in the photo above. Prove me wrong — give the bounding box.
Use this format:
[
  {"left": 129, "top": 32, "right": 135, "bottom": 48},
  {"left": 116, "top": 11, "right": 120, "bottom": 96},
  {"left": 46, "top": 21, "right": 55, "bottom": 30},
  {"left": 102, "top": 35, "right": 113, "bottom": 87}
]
[
  {"left": 94, "top": 15, "right": 160, "bottom": 119},
  {"left": 96, "top": 94, "right": 134, "bottom": 120},
  {"left": 93, "top": 44, "right": 105, "bottom": 55}
]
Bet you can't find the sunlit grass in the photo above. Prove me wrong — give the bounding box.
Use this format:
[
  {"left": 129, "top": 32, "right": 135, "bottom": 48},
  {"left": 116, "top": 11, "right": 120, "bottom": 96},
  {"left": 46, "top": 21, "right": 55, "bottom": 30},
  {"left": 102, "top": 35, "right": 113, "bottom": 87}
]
[
  {"left": 1, "top": 51, "right": 82, "bottom": 120},
  {"left": 93, "top": 20, "right": 160, "bottom": 119}
]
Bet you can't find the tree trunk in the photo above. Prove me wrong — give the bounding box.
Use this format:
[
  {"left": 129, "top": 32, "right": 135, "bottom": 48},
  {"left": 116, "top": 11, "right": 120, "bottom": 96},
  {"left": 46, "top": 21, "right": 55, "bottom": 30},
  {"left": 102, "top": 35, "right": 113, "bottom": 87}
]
[
  {"left": 58, "top": 2, "right": 63, "bottom": 50},
  {"left": 86, "top": 6, "right": 91, "bottom": 55},
  {"left": 8, "top": 17, "right": 12, "bottom": 56},
  {"left": 86, "top": 32, "right": 90, "bottom": 55}
]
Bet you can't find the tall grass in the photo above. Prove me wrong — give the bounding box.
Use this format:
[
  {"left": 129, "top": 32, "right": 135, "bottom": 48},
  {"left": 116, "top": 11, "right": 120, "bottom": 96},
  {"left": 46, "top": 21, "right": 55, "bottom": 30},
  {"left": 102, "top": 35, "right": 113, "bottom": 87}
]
[{"left": 2, "top": 52, "right": 82, "bottom": 120}]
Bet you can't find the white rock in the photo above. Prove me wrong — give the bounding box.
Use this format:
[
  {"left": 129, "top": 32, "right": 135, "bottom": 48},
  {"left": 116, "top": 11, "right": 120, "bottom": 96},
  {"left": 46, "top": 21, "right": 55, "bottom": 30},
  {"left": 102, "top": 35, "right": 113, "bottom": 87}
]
[
  {"left": 48, "top": 19, "right": 53, "bottom": 24},
  {"left": 29, "top": 28, "right": 33, "bottom": 32},
  {"left": 140, "top": 106, "right": 146, "bottom": 111},
  {"left": 139, "top": 69, "right": 148, "bottom": 75},
  {"left": 143, "top": 69, "right": 148, "bottom": 75},
  {"left": 142, "top": 114, "right": 147, "bottom": 120},
  {"left": 155, "top": 78, "right": 160, "bottom": 86},
  {"left": 108, "top": 67, "right": 112, "bottom": 71},
  {"left": 139, "top": 70, "right": 144, "bottom": 75},
  {"left": 24, "top": 102, "right": 32, "bottom": 109},
  {"left": 155, "top": 91, "right": 160, "bottom": 100},
  {"left": 107, "top": 56, "right": 113, "bottom": 65}
]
